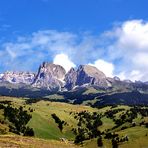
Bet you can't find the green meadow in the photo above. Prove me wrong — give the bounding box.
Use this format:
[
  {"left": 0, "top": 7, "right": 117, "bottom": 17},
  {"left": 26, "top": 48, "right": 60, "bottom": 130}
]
[{"left": 0, "top": 96, "right": 148, "bottom": 148}]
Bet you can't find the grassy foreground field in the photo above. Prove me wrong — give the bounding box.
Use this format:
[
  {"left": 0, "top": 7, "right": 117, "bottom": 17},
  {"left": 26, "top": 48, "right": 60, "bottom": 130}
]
[
  {"left": 0, "top": 96, "right": 148, "bottom": 148},
  {"left": 0, "top": 134, "right": 77, "bottom": 148}
]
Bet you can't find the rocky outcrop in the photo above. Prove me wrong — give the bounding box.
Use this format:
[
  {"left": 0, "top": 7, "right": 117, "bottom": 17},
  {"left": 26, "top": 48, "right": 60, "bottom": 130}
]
[
  {"left": 0, "top": 71, "right": 35, "bottom": 84},
  {"left": 64, "top": 68, "right": 77, "bottom": 90},
  {"left": 32, "top": 62, "right": 66, "bottom": 91},
  {"left": 64, "top": 65, "right": 108, "bottom": 90}
]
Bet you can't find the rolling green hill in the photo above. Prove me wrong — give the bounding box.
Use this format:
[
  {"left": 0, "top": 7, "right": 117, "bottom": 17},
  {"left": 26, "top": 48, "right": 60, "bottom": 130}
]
[{"left": 0, "top": 96, "right": 148, "bottom": 148}]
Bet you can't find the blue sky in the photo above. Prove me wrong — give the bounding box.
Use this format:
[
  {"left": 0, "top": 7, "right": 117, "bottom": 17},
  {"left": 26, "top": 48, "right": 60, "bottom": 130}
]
[
  {"left": 0, "top": 0, "right": 148, "bottom": 81},
  {"left": 0, "top": 0, "right": 147, "bottom": 37}
]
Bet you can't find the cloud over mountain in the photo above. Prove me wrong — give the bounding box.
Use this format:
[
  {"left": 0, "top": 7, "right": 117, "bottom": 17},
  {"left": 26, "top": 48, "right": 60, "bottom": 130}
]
[
  {"left": 53, "top": 53, "right": 76, "bottom": 72},
  {"left": 89, "top": 59, "right": 114, "bottom": 77},
  {"left": 0, "top": 19, "right": 148, "bottom": 81}
]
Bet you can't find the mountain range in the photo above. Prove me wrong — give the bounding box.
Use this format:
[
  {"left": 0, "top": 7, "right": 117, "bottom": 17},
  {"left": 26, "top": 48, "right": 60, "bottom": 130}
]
[
  {"left": 0, "top": 62, "right": 148, "bottom": 106},
  {"left": 0, "top": 62, "right": 147, "bottom": 91}
]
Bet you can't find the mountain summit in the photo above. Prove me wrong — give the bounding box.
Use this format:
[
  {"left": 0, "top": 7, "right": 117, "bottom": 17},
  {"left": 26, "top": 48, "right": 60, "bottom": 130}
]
[
  {"left": 32, "top": 62, "right": 66, "bottom": 91},
  {"left": 64, "top": 65, "right": 108, "bottom": 90}
]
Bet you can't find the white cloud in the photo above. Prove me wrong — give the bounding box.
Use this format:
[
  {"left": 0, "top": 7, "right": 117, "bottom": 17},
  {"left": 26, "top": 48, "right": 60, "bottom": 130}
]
[
  {"left": 117, "top": 72, "right": 126, "bottom": 80},
  {"left": 53, "top": 53, "right": 76, "bottom": 72},
  {"left": 120, "top": 20, "right": 148, "bottom": 50},
  {"left": 117, "top": 70, "right": 144, "bottom": 82},
  {"left": 0, "top": 20, "right": 148, "bottom": 81},
  {"left": 6, "top": 46, "right": 17, "bottom": 59},
  {"left": 106, "top": 19, "right": 148, "bottom": 81},
  {"left": 0, "top": 30, "right": 104, "bottom": 72},
  {"left": 89, "top": 59, "right": 114, "bottom": 77},
  {"left": 130, "top": 70, "right": 144, "bottom": 81},
  {"left": 0, "top": 30, "right": 77, "bottom": 72}
]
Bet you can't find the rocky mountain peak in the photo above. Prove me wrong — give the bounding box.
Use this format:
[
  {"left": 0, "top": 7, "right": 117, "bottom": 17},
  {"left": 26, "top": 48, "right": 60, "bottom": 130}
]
[
  {"left": 68, "top": 67, "right": 76, "bottom": 73},
  {"left": 38, "top": 62, "right": 66, "bottom": 80},
  {"left": 78, "top": 65, "right": 106, "bottom": 79},
  {"left": 32, "top": 62, "right": 66, "bottom": 91},
  {"left": 113, "top": 76, "right": 120, "bottom": 81},
  {"left": 64, "top": 64, "right": 108, "bottom": 90}
]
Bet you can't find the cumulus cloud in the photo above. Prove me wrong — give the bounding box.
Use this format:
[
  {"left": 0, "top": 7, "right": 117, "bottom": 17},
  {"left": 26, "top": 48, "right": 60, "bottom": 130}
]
[
  {"left": 117, "top": 70, "right": 144, "bottom": 82},
  {"left": 0, "top": 19, "right": 148, "bottom": 81},
  {"left": 0, "top": 30, "right": 104, "bottom": 72},
  {"left": 53, "top": 53, "right": 76, "bottom": 72},
  {"left": 89, "top": 59, "right": 114, "bottom": 77},
  {"left": 0, "top": 30, "right": 77, "bottom": 72},
  {"left": 106, "top": 19, "right": 148, "bottom": 81}
]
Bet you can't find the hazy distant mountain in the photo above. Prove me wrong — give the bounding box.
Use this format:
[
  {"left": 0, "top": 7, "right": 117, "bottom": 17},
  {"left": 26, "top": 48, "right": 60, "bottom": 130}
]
[{"left": 0, "top": 71, "right": 35, "bottom": 84}]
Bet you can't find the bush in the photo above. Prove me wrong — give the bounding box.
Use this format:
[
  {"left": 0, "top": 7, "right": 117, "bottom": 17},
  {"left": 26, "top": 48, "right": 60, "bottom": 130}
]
[{"left": 24, "top": 127, "right": 34, "bottom": 136}]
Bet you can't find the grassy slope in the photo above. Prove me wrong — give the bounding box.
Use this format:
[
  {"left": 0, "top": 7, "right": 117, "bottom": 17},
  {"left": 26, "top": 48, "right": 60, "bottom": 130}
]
[
  {"left": 114, "top": 126, "right": 148, "bottom": 148},
  {"left": 27, "top": 101, "right": 97, "bottom": 140},
  {"left": 0, "top": 134, "right": 77, "bottom": 148},
  {"left": 0, "top": 96, "right": 97, "bottom": 140},
  {"left": 84, "top": 127, "right": 148, "bottom": 148},
  {"left": 0, "top": 96, "right": 148, "bottom": 148}
]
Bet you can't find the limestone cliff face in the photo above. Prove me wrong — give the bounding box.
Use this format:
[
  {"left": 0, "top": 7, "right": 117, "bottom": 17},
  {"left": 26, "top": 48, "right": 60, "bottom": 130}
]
[
  {"left": 64, "top": 68, "right": 77, "bottom": 90},
  {"left": 30, "top": 63, "right": 109, "bottom": 91},
  {"left": 1, "top": 62, "right": 144, "bottom": 92},
  {"left": 64, "top": 65, "right": 108, "bottom": 90},
  {"left": 32, "top": 62, "right": 66, "bottom": 91},
  {"left": 0, "top": 71, "right": 35, "bottom": 84}
]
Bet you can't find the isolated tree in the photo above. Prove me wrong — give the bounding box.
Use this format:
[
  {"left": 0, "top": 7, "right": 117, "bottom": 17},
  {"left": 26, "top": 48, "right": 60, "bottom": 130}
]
[
  {"left": 97, "top": 136, "right": 103, "bottom": 147},
  {"left": 112, "top": 138, "right": 118, "bottom": 148}
]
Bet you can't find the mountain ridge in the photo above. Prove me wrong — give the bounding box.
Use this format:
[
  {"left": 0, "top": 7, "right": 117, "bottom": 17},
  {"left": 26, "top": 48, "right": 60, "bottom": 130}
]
[
  {"left": 0, "top": 62, "right": 148, "bottom": 107},
  {"left": 0, "top": 62, "right": 147, "bottom": 92}
]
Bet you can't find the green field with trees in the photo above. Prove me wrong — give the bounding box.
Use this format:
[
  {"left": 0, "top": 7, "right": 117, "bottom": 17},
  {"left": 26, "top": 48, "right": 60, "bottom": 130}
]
[{"left": 0, "top": 96, "right": 148, "bottom": 147}]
